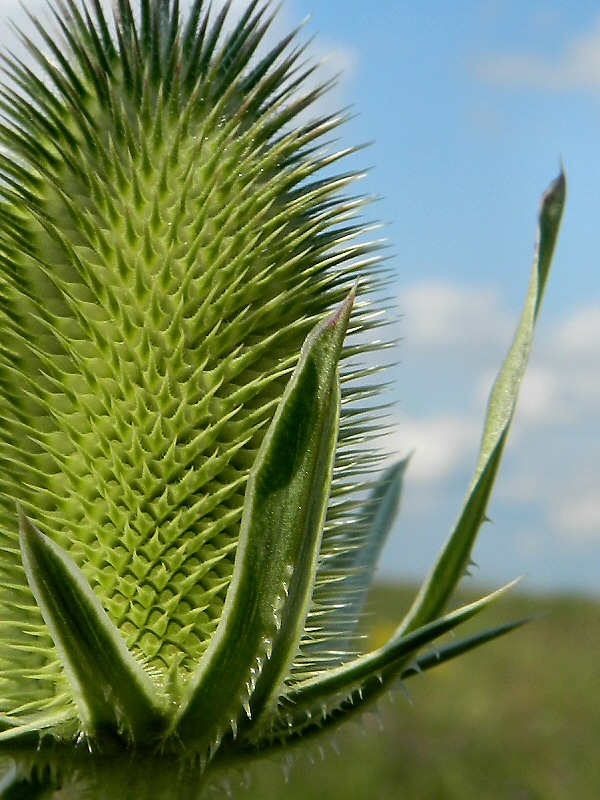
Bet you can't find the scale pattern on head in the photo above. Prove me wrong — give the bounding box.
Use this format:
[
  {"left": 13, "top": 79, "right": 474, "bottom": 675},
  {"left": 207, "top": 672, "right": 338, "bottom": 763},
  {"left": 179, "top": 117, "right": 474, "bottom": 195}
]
[{"left": 0, "top": 0, "right": 388, "bottom": 712}]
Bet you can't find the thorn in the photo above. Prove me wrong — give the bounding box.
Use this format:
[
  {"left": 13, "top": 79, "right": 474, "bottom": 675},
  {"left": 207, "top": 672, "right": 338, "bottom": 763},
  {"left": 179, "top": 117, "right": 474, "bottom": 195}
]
[
  {"left": 240, "top": 769, "right": 251, "bottom": 790},
  {"left": 282, "top": 754, "right": 294, "bottom": 783},
  {"left": 396, "top": 680, "right": 412, "bottom": 706}
]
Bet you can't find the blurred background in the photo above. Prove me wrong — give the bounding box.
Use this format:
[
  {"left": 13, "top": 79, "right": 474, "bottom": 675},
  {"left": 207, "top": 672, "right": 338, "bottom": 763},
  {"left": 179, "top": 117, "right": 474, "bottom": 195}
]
[{"left": 1, "top": 1, "right": 599, "bottom": 797}]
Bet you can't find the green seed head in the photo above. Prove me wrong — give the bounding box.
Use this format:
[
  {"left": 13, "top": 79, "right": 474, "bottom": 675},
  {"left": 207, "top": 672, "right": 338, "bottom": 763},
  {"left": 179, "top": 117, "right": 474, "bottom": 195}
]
[
  {"left": 0, "top": 1, "right": 565, "bottom": 797},
  {"left": 1, "top": 0, "right": 383, "bottom": 691},
  {"left": 0, "top": 0, "right": 388, "bottom": 782}
]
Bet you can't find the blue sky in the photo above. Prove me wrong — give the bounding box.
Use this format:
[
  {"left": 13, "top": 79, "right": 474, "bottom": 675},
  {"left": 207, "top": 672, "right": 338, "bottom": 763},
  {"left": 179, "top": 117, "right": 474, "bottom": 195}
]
[
  {"left": 285, "top": 0, "right": 600, "bottom": 596},
  {"left": 1, "top": 1, "right": 598, "bottom": 596}
]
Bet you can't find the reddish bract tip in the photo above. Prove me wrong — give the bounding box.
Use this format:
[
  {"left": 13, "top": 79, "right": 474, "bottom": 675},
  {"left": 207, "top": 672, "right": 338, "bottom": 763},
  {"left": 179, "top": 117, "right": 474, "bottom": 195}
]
[{"left": 327, "top": 285, "right": 356, "bottom": 329}]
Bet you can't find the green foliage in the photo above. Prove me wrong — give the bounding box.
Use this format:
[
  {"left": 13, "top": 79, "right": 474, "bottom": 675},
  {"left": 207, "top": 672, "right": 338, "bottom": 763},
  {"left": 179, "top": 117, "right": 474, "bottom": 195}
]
[
  {"left": 242, "top": 587, "right": 600, "bottom": 800},
  {"left": 0, "top": 1, "right": 564, "bottom": 797}
]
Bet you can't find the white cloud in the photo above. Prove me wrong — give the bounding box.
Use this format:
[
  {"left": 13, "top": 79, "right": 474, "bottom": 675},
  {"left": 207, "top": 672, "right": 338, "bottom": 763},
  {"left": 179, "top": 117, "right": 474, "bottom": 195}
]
[
  {"left": 399, "top": 281, "right": 513, "bottom": 354},
  {"left": 498, "top": 443, "right": 600, "bottom": 547},
  {"left": 512, "top": 365, "right": 567, "bottom": 424},
  {"left": 554, "top": 303, "right": 600, "bottom": 357},
  {"left": 554, "top": 492, "right": 600, "bottom": 544},
  {"left": 519, "top": 302, "right": 600, "bottom": 549},
  {"left": 529, "top": 302, "right": 600, "bottom": 423},
  {"left": 384, "top": 281, "right": 516, "bottom": 486},
  {"left": 475, "top": 14, "right": 600, "bottom": 94},
  {"left": 388, "top": 414, "right": 480, "bottom": 485},
  {"left": 486, "top": 300, "right": 600, "bottom": 433},
  {"left": 390, "top": 280, "right": 600, "bottom": 559}
]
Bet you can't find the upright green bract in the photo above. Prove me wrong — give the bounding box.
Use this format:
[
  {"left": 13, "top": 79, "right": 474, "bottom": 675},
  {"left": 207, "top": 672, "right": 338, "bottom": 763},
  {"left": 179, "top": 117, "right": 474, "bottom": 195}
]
[{"left": 0, "top": 2, "right": 565, "bottom": 798}]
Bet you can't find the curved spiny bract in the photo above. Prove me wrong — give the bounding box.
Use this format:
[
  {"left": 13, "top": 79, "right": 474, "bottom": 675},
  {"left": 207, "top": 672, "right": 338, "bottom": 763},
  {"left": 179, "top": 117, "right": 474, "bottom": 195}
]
[{"left": 0, "top": 1, "right": 566, "bottom": 798}]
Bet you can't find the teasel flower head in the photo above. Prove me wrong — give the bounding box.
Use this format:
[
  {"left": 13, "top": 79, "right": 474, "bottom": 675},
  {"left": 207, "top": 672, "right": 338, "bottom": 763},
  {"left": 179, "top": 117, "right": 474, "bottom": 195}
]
[{"left": 0, "top": 1, "right": 564, "bottom": 797}]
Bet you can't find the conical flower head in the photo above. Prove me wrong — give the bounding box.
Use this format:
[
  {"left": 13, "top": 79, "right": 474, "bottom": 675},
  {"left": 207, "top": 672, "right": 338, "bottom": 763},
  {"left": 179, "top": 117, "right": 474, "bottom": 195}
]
[
  {"left": 0, "top": 1, "right": 566, "bottom": 798},
  {"left": 0, "top": 0, "right": 383, "bottom": 696},
  {"left": 0, "top": 0, "right": 390, "bottom": 780}
]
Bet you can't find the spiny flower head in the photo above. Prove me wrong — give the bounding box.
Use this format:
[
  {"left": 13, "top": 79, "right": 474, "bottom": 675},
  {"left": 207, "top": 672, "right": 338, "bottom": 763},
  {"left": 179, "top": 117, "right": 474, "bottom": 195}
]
[{"left": 0, "top": 1, "right": 564, "bottom": 798}]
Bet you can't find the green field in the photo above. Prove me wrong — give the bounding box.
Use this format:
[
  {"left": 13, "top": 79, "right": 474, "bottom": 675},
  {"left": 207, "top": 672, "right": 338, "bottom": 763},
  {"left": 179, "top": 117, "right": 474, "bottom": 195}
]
[{"left": 228, "top": 585, "right": 600, "bottom": 800}]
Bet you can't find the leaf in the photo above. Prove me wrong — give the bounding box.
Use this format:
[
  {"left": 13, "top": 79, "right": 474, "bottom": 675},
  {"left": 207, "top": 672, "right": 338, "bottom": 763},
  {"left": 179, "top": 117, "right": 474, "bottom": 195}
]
[
  {"left": 335, "top": 458, "right": 409, "bottom": 621},
  {"left": 275, "top": 582, "right": 516, "bottom": 718},
  {"left": 396, "top": 171, "right": 566, "bottom": 636},
  {"left": 402, "top": 617, "right": 530, "bottom": 679},
  {"left": 239, "top": 583, "right": 518, "bottom": 754},
  {"left": 18, "top": 511, "right": 167, "bottom": 742},
  {"left": 299, "top": 459, "right": 409, "bottom": 667},
  {"left": 171, "top": 291, "right": 354, "bottom": 752},
  {"left": 235, "top": 171, "right": 565, "bottom": 757}
]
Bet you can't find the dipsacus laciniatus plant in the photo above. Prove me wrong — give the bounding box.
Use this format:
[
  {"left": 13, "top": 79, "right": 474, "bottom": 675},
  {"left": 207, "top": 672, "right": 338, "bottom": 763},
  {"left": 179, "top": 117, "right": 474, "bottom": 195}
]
[{"left": 0, "top": 1, "right": 564, "bottom": 797}]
